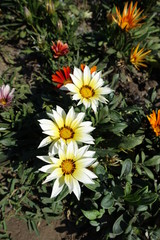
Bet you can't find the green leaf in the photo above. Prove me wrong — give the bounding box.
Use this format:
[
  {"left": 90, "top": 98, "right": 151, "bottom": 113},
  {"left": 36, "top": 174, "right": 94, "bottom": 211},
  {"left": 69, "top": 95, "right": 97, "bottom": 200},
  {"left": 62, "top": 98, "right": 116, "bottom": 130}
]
[
  {"left": 119, "top": 135, "right": 144, "bottom": 150},
  {"left": 120, "top": 159, "right": 132, "bottom": 178},
  {"left": 124, "top": 187, "right": 158, "bottom": 205},
  {"left": 82, "top": 209, "right": 105, "bottom": 220},
  {"left": 107, "top": 122, "right": 128, "bottom": 135},
  {"left": 107, "top": 48, "right": 116, "bottom": 55},
  {"left": 144, "top": 155, "right": 160, "bottom": 166},
  {"left": 136, "top": 205, "right": 148, "bottom": 212},
  {"left": 142, "top": 166, "right": 154, "bottom": 180},
  {"left": 124, "top": 182, "right": 132, "bottom": 195},
  {"left": 101, "top": 192, "right": 114, "bottom": 209},
  {"left": 85, "top": 180, "right": 101, "bottom": 192},
  {"left": 112, "top": 214, "right": 127, "bottom": 235}
]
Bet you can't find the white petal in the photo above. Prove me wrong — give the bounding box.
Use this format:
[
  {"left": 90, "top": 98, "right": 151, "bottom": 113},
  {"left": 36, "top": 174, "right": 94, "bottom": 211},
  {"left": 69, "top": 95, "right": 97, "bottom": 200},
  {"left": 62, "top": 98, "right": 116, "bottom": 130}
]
[
  {"left": 65, "top": 107, "right": 75, "bottom": 126},
  {"left": 73, "top": 169, "right": 95, "bottom": 184},
  {"left": 83, "top": 168, "right": 98, "bottom": 179},
  {"left": 70, "top": 73, "right": 82, "bottom": 89},
  {"left": 3, "top": 85, "right": 10, "bottom": 98},
  {"left": 72, "top": 93, "right": 81, "bottom": 101},
  {"left": 97, "top": 95, "right": 108, "bottom": 103},
  {"left": 77, "top": 125, "right": 95, "bottom": 133},
  {"left": 39, "top": 119, "right": 57, "bottom": 131},
  {"left": 82, "top": 99, "right": 91, "bottom": 109},
  {"left": 66, "top": 141, "right": 75, "bottom": 159},
  {"left": 39, "top": 164, "right": 54, "bottom": 173},
  {"left": 76, "top": 145, "right": 89, "bottom": 159},
  {"left": 48, "top": 143, "right": 59, "bottom": 156},
  {"left": 38, "top": 136, "right": 52, "bottom": 148},
  {"left": 42, "top": 129, "right": 59, "bottom": 137},
  {"left": 74, "top": 132, "right": 95, "bottom": 144},
  {"left": 83, "top": 150, "right": 95, "bottom": 158},
  {"left": 98, "top": 86, "right": 113, "bottom": 95},
  {"left": 43, "top": 168, "right": 63, "bottom": 184},
  {"left": 70, "top": 112, "right": 85, "bottom": 129},
  {"left": 8, "top": 88, "right": 15, "bottom": 97},
  {"left": 73, "top": 67, "right": 83, "bottom": 81},
  {"left": 90, "top": 71, "right": 103, "bottom": 89},
  {"left": 52, "top": 110, "right": 64, "bottom": 128},
  {"left": 91, "top": 101, "right": 98, "bottom": 113},
  {"left": 65, "top": 83, "right": 79, "bottom": 93},
  {"left": 56, "top": 105, "right": 66, "bottom": 119},
  {"left": 72, "top": 178, "right": 81, "bottom": 200},
  {"left": 64, "top": 175, "right": 73, "bottom": 193},
  {"left": 51, "top": 177, "right": 64, "bottom": 198},
  {"left": 83, "top": 66, "right": 91, "bottom": 85},
  {"left": 76, "top": 157, "right": 97, "bottom": 168},
  {"left": 58, "top": 146, "right": 66, "bottom": 160},
  {"left": 37, "top": 155, "right": 53, "bottom": 163}
]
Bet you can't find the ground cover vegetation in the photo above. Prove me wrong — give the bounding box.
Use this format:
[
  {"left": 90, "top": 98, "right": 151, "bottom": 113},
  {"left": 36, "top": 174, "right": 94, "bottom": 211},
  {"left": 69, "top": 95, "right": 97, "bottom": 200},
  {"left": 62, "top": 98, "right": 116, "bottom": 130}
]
[{"left": 0, "top": 0, "right": 160, "bottom": 239}]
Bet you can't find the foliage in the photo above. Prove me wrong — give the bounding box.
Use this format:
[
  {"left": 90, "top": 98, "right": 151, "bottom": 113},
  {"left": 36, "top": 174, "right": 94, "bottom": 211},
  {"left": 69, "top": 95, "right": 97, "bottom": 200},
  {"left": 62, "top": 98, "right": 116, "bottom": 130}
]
[{"left": 0, "top": 0, "right": 160, "bottom": 239}]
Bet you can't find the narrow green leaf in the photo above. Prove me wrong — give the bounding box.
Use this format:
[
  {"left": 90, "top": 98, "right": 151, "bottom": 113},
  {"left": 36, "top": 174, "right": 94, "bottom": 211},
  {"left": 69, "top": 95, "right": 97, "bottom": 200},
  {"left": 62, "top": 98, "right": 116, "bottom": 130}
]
[{"left": 144, "top": 155, "right": 160, "bottom": 166}]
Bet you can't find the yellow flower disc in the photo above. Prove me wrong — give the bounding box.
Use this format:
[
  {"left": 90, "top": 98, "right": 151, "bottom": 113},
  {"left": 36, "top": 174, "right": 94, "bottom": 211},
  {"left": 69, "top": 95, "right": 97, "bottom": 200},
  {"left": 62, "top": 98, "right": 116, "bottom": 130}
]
[
  {"left": 80, "top": 86, "right": 95, "bottom": 99},
  {"left": 61, "top": 159, "right": 76, "bottom": 174}
]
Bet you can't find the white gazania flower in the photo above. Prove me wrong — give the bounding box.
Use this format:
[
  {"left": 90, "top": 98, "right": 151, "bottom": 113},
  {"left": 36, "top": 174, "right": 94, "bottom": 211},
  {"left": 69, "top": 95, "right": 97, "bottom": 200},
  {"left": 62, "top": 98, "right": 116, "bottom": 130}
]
[
  {"left": 37, "top": 142, "right": 98, "bottom": 200},
  {"left": 38, "top": 105, "right": 94, "bottom": 148},
  {"left": 65, "top": 65, "right": 113, "bottom": 113}
]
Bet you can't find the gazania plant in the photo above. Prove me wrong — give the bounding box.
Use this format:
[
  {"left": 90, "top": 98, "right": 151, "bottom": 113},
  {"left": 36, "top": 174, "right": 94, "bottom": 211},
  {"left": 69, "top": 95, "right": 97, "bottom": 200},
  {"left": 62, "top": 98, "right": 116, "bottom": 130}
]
[{"left": 0, "top": 0, "right": 160, "bottom": 240}]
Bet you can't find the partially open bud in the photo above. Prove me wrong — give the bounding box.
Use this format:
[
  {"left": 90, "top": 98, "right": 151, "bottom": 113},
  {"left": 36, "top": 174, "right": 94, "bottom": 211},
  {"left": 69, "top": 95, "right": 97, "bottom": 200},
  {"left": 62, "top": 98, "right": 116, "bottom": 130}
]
[
  {"left": 24, "top": 6, "right": 33, "bottom": 24},
  {"left": 106, "top": 12, "right": 114, "bottom": 24},
  {"left": 57, "top": 19, "right": 63, "bottom": 33},
  {"left": 46, "top": 0, "right": 55, "bottom": 15}
]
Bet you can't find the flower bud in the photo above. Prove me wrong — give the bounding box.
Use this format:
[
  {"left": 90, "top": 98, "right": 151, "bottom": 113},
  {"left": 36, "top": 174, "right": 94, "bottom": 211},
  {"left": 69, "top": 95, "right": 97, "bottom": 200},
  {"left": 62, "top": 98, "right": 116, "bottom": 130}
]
[
  {"left": 57, "top": 19, "right": 63, "bottom": 33},
  {"left": 46, "top": 0, "right": 55, "bottom": 15},
  {"left": 24, "top": 6, "right": 33, "bottom": 24}
]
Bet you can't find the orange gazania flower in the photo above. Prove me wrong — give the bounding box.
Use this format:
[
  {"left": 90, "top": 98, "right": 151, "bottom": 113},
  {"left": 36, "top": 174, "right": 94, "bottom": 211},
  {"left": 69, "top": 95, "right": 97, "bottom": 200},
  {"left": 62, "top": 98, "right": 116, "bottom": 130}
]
[
  {"left": 147, "top": 110, "right": 160, "bottom": 136},
  {"left": 80, "top": 64, "right": 97, "bottom": 74},
  {"left": 51, "top": 40, "right": 69, "bottom": 58},
  {"left": 112, "top": 2, "right": 146, "bottom": 31},
  {"left": 130, "top": 44, "right": 151, "bottom": 70},
  {"left": 52, "top": 66, "right": 72, "bottom": 88}
]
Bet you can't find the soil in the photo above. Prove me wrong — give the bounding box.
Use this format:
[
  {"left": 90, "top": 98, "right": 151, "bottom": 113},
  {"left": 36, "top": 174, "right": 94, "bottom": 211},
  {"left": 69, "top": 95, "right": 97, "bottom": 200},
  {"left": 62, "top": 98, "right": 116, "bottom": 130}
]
[{"left": 5, "top": 212, "right": 98, "bottom": 240}]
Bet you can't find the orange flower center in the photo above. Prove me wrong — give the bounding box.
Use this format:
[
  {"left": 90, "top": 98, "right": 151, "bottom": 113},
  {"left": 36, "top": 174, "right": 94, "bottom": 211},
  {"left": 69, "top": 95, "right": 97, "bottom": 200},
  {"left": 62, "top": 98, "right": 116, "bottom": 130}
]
[
  {"left": 80, "top": 86, "right": 95, "bottom": 99},
  {"left": 0, "top": 98, "right": 7, "bottom": 105},
  {"left": 121, "top": 18, "right": 131, "bottom": 30},
  {"left": 61, "top": 159, "right": 76, "bottom": 175},
  {"left": 154, "top": 125, "right": 160, "bottom": 136},
  {"left": 63, "top": 78, "right": 72, "bottom": 85},
  {"left": 59, "top": 126, "right": 74, "bottom": 140}
]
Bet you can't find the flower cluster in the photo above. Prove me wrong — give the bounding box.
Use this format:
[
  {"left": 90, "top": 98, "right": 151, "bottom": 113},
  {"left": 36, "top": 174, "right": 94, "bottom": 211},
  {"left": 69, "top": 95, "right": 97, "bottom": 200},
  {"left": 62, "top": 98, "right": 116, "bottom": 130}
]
[
  {"left": 112, "top": 1, "right": 151, "bottom": 70},
  {"left": 37, "top": 105, "right": 97, "bottom": 200},
  {"left": 38, "top": 65, "right": 113, "bottom": 200}
]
